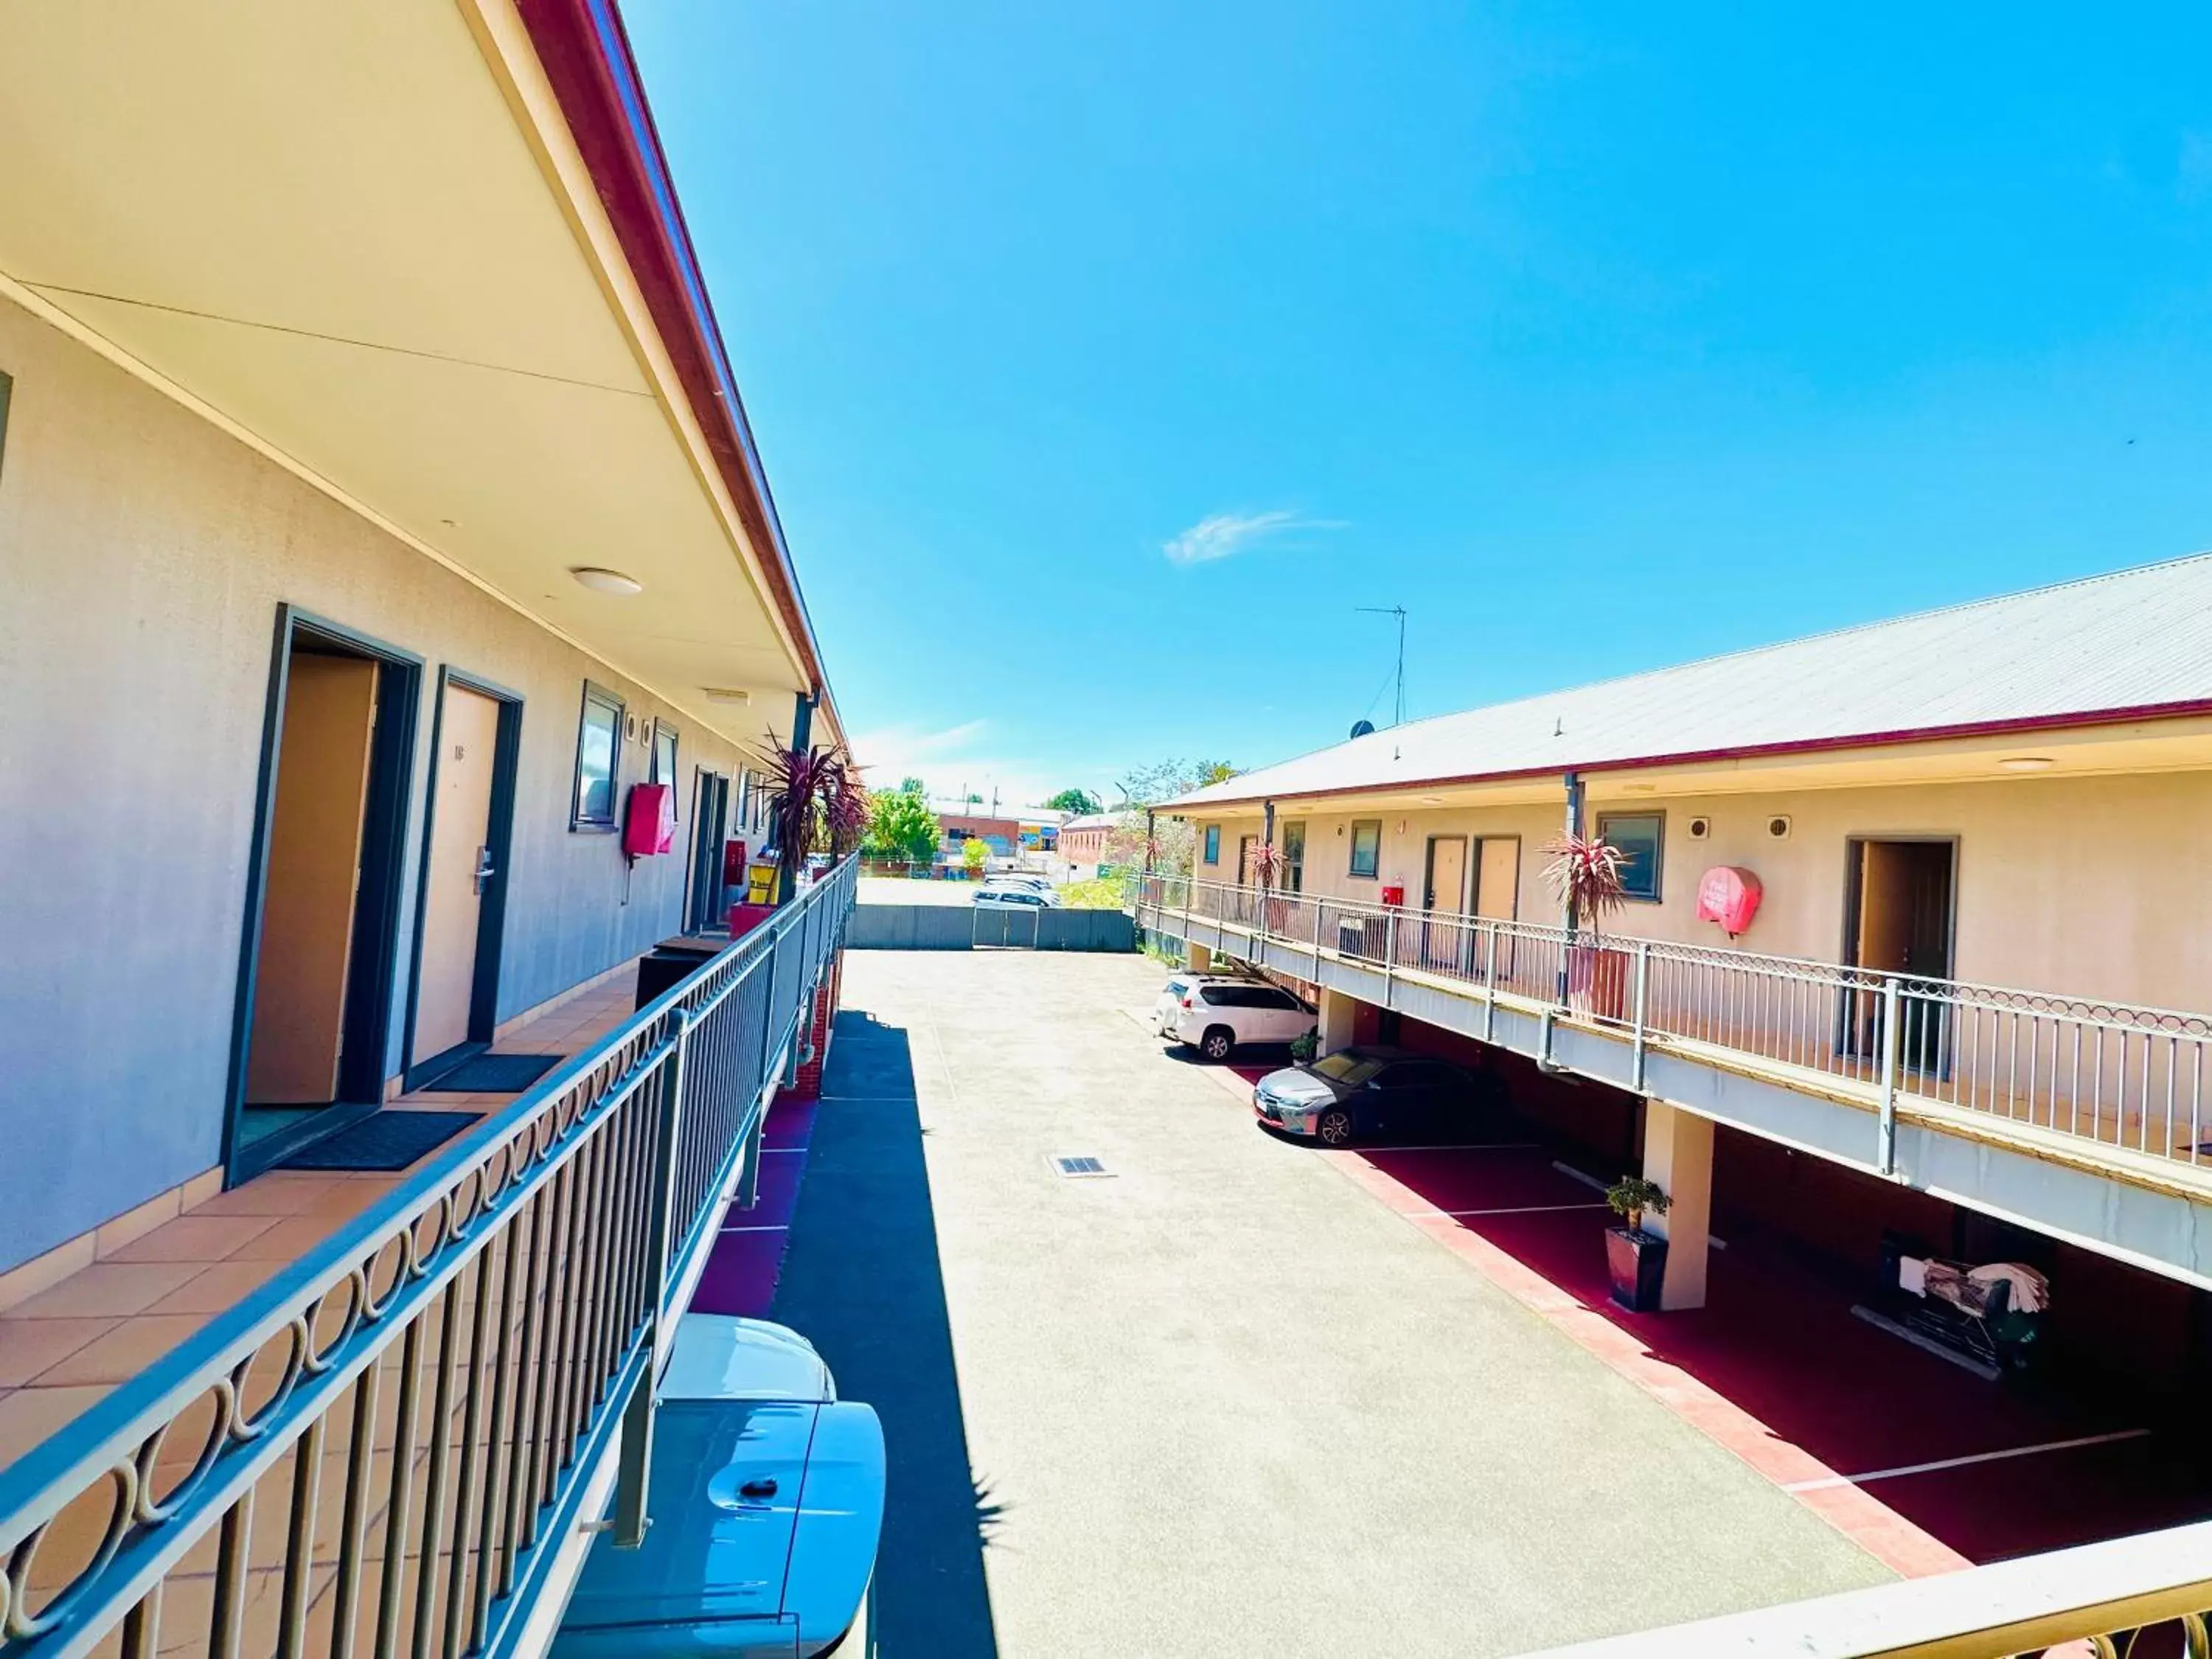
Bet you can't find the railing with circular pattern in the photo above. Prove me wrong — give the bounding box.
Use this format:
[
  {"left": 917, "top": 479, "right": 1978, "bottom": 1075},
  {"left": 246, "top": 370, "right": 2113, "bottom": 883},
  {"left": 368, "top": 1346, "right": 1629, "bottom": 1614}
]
[{"left": 0, "top": 855, "right": 855, "bottom": 1659}]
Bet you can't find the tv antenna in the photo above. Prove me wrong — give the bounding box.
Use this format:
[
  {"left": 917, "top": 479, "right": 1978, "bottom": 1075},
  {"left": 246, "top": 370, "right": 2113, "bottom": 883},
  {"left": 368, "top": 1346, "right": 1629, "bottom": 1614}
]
[{"left": 1357, "top": 605, "right": 1408, "bottom": 726}]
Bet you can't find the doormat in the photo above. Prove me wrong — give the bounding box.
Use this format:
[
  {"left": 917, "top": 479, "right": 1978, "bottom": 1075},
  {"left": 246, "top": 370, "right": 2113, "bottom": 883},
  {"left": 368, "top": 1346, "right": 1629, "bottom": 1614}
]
[
  {"left": 278, "top": 1110, "right": 481, "bottom": 1173},
  {"left": 419, "top": 1052, "right": 564, "bottom": 1093}
]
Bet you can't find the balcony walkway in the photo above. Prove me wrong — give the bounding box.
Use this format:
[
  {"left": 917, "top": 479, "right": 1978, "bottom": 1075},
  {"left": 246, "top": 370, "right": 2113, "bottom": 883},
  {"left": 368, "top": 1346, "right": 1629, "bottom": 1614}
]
[{"left": 0, "top": 972, "right": 641, "bottom": 1472}]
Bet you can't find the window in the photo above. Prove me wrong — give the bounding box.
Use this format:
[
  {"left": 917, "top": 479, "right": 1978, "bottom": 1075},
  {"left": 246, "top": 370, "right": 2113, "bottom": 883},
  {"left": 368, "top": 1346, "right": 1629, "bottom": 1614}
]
[
  {"left": 650, "top": 720, "right": 679, "bottom": 816},
  {"left": 1597, "top": 812, "right": 1665, "bottom": 901},
  {"left": 1203, "top": 825, "right": 1221, "bottom": 864},
  {"left": 1349, "top": 818, "right": 1382, "bottom": 878},
  {"left": 571, "top": 682, "right": 623, "bottom": 830},
  {"left": 1282, "top": 821, "right": 1307, "bottom": 893}
]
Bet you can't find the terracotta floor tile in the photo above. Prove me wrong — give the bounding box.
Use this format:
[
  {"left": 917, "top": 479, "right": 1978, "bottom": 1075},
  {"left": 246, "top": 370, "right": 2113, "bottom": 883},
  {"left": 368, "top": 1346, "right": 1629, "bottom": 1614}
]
[
  {"left": 6, "top": 1262, "right": 204, "bottom": 1321},
  {"left": 0, "top": 1384, "right": 113, "bottom": 1470},
  {"left": 227, "top": 1217, "right": 351, "bottom": 1261},
  {"left": 147, "top": 1259, "right": 283, "bottom": 1315},
  {"left": 102, "top": 1214, "right": 284, "bottom": 1265},
  {"left": 33, "top": 1315, "right": 210, "bottom": 1386},
  {"left": 188, "top": 1175, "right": 358, "bottom": 1218},
  {"left": 0, "top": 1318, "right": 116, "bottom": 1387}
]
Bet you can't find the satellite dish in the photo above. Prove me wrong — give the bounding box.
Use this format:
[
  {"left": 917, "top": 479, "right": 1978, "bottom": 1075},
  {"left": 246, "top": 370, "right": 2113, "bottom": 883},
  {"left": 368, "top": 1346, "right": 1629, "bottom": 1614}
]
[{"left": 1349, "top": 719, "right": 1377, "bottom": 740}]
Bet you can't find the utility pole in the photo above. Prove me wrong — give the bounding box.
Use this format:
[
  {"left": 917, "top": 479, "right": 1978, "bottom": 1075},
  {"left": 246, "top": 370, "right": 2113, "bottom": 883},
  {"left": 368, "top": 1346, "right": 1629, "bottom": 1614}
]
[{"left": 1357, "top": 605, "right": 1408, "bottom": 726}]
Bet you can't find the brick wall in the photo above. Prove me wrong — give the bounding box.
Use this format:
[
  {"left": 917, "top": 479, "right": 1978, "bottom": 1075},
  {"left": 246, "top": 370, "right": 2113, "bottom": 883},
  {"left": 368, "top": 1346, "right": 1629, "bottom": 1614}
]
[{"left": 790, "top": 950, "right": 844, "bottom": 1099}]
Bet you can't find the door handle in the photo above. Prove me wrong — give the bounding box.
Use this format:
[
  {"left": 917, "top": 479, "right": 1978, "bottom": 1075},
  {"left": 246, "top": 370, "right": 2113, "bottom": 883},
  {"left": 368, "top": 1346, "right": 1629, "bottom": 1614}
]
[{"left": 473, "top": 846, "right": 496, "bottom": 894}]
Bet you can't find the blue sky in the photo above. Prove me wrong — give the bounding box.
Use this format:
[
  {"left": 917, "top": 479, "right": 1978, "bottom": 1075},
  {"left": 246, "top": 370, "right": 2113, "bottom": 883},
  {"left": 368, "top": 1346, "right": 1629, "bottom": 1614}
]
[{"left": 626, "top": 2, "right": 2212, "bottom": 808}]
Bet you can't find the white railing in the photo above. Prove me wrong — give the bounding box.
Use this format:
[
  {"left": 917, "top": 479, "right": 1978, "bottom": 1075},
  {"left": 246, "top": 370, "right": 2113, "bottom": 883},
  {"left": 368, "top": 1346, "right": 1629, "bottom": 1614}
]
[
  {"left": 1129, "top": 873, "right": 2212, "bottom": 1175},
  {"left": 1509, "top": 1514, "right": 2212, "bottom": 1657}
]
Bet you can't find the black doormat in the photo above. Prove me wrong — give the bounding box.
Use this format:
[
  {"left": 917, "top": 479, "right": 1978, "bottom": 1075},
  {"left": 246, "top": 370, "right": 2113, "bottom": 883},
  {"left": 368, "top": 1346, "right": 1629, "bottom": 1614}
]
[
  {"left": 418, "top": 1052, "right": 565, "bottom": 1093},
  {"left": 277, "top": 1110, "right": 481, "bottom": 1172}
]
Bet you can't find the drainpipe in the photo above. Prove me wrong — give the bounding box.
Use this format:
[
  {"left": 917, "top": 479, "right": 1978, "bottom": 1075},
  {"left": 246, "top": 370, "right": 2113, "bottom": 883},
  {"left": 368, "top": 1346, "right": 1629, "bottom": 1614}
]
[
  {"left": 1557, "top": 770, "right": 1584, "bottom": 1002},
  {"left": 777, "top": 688, "right": 815, "bottom": 906}
]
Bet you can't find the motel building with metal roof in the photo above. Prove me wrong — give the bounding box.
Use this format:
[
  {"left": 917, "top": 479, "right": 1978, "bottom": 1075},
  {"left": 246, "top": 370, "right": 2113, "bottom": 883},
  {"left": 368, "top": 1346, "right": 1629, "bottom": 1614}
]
[{"left": 1133, "top": 552, "right": 2212, "bottom": 1405}]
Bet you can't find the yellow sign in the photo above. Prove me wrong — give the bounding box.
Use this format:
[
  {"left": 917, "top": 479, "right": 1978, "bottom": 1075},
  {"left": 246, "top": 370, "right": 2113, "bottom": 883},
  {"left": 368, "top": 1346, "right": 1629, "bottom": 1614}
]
[{"left": 745, "top": 863, "right": 776, "bottom": 905}]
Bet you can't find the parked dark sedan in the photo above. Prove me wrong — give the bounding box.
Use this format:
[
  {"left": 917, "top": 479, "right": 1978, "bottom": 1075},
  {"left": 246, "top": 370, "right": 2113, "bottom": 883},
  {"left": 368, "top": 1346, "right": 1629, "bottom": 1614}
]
[{"left": 1252, "top": 1046, "right": 1506, "bottom": 1146}]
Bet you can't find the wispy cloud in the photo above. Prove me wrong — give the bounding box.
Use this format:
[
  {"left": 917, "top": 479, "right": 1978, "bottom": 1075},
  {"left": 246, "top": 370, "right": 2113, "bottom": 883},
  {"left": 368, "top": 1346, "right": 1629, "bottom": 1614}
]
[{"left": 1162, "top": 509, "right": 1344, "bottom": 566}]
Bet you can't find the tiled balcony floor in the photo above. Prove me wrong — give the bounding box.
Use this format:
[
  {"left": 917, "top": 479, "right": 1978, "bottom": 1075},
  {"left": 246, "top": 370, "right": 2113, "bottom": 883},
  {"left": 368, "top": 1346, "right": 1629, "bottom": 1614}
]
[{"left": 0, "top": 971, "right": 644, "bottom": 1472}]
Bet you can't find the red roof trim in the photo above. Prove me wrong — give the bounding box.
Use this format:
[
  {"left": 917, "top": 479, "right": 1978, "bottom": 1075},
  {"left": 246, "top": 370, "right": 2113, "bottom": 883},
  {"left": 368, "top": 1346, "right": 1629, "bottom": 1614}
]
[
  {"left": 1176, "top": 699, "right": 2212, "bottom": 810},
  {"left": 515, "top": 0, "right": 832, "bottom": 719}
]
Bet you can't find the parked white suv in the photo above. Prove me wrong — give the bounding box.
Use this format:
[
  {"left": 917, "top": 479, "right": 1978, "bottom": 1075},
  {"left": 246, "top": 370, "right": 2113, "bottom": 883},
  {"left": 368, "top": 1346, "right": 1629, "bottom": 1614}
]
[{"left": 1153, "top": 973, "right": 1315, "bottom": 1062}]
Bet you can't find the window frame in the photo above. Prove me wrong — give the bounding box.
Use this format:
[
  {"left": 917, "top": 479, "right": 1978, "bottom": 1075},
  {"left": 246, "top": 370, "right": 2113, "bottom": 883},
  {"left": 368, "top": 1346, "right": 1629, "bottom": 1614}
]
[
  {"left": 1348, "top": 818, "right": 1382, "bottom": 879},
  {"left": 1203, "top": 824, "right": 1221, "bottom": 865},
  {"left": 571, "top": 681, "right": 625, "bottom": 832},
  {"left": 1596, "top": 810, "right": 1666, "bottom": 902}
]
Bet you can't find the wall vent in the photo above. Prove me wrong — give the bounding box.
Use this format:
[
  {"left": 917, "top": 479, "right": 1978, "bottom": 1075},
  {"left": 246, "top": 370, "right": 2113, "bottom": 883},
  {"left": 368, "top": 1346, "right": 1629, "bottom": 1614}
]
[
  {"left": 1686, "top": 816, "right": 1711, "bottom": 841},
  {"left": 1765, "top": 815, "right": 1793, "bottom": 841}
]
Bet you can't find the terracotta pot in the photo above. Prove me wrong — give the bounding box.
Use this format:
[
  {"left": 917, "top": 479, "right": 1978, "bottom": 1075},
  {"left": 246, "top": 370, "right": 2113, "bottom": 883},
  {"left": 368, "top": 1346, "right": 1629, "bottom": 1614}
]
[{"left": 1566, "top": 944, "right": 1631, "bottom": 1021}]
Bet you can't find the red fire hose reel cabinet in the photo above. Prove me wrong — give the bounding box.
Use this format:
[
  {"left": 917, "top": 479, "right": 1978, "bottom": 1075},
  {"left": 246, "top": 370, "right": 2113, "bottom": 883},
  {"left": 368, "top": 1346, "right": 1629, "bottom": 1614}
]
[
  {"left": 1694, "top": 866, "right": 1763, "bottom": 938},
  {"left": 622, "top": 783, "right": 677, "bottom": 858},
  {"left": 1380, "top": 884, "right": 1406, "bottom": 907}
]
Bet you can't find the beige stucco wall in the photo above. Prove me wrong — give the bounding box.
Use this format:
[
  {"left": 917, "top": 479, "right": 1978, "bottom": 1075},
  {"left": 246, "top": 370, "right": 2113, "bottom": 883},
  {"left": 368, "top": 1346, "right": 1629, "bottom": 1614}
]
[
  {"left": 0, "top": 291, "right": 767, "bottom": 1267},
  {"left": 1189, "top": 767, "right": 2212, "bottom": 1013}
]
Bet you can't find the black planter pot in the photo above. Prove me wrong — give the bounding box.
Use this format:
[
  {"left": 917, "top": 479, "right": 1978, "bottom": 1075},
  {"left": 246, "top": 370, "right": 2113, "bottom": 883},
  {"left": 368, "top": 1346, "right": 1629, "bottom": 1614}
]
[{"left": 1606, "top": 1226, "right": 1669, "bottom": 1312}]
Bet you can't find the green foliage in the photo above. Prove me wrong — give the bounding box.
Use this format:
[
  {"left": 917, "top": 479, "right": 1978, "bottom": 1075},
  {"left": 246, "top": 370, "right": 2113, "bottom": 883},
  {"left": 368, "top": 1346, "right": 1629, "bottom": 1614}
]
[
  {"left": 897, "top": 775, "right": 927, "bottom": 796},
  {"left": 1113, "top": 758, "right": 1239, "bottom": 809},
  {"left": 1605, "top": 1176, "right": 1671, "bottom": 1232},
  {"left": 863, "top": 787, "right": 939, "bottom": 862},
  {"left": 1056, "top": 875, "right": 1126, "bottom": 910},
  {"left": 1044, "top": 787, "right": 1102, "bottom": 815},
  {"left": 961, "top": 835, "right": 989, "bottom": 872},
  {"left": 1289, "top": 1027, "right": 1320, "bottom": 1062}
]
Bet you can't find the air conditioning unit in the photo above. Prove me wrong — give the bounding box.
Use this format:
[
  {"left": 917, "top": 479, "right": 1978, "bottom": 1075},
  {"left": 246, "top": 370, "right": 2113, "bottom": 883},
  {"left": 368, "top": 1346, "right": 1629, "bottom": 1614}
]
[
  {"left": 1765, "top": 814, "right": 1792, "bottom": 841},
  {"left": 1686, "top": 815, "right": 1711, "bottom": 841}
]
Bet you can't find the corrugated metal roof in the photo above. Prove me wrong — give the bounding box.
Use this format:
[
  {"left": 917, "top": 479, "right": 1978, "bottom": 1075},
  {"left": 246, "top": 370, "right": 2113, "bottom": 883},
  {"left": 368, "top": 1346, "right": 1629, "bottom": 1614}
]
[{"left": 1170, "top": 552, "right": 2212, "bottom": 809}]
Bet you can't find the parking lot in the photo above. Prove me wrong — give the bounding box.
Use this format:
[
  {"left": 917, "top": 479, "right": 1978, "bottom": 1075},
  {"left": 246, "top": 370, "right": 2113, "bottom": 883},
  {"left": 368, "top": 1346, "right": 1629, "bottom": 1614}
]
[{"left": 767, "top": 951, "right": 1896, "bottom": 1658}]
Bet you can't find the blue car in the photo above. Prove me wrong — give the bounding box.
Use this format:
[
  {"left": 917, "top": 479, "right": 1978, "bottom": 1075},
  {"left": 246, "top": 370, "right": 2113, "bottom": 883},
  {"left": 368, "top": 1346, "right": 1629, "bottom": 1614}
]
[{"left": 555, "top": 1316, "right": 884, "bottom": 1659}]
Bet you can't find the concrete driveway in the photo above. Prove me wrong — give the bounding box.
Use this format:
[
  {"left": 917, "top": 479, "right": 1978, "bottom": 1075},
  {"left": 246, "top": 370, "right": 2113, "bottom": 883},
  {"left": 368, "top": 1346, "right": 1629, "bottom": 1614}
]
[{"left": 772, "top": 951, "right": 1891, "bottom": 1658}]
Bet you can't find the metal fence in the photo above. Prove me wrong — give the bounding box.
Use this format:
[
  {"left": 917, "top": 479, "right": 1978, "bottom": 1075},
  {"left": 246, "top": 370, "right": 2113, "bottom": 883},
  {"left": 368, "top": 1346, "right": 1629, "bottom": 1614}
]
[
  {"left": 1130, "top": 873, "right": 2212, "bottom": 1172},
  {"left": 1510, "top": 1512, "right": 2212, "bottom": 1658},
  {"left": 0, "top": 856, "right": 856, "bottom": 1659}
]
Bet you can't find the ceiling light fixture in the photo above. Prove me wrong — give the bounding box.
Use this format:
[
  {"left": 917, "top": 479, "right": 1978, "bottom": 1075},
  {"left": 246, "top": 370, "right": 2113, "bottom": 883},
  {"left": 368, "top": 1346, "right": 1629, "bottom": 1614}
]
[
  {"left": 703, "top": 687, "right": 754, "bottom": 705},
  {"left": 1419, "top": 795, "right": 1444, "bottom": 806},
  {"left": 569, "top": 566, "right": 643, "bottom": 596},
  {"left": 1999, "top": 756, "right": 2056, "bottom": 772}
]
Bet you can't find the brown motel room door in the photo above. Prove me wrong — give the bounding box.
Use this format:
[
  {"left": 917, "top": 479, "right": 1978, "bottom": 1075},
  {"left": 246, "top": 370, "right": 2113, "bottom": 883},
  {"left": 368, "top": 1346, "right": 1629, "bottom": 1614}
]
[
  {"left": 1849, "top": 838, "right": 1955, "bottom": 1071},
  {"left": 244, "top": 652, "right": 380, "bottom": 1107},
  {"left": 415, "top": 683, "right": 501, "bottom": 1064}
]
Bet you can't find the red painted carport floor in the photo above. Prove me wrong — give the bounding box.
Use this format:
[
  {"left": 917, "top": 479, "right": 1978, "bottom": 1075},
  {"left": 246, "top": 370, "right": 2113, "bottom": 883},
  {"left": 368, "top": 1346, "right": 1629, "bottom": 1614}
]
[
  {"left": 1326, "top": 1138, "right": 2212, "bottom": 1573},
  {"left": 686, "top": 1095, "right": 817, "bottom": 1318}
]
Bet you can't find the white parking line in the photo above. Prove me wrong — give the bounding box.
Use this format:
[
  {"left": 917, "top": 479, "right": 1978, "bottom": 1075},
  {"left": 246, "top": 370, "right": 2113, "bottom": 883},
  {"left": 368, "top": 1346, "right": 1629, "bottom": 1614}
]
[
  {"left": 1352, "top": 1142, "right": 1540, "bottom": 1155},
  {"left": 720, "top": 1224, "right": 789, "bottom": 1234},
  {"left": 1784, "top": 1429, "right": 2153, "bottom": 1492},
  {"left": 1439, "top": 1202, "right": 1610, "bottom": 1217}
]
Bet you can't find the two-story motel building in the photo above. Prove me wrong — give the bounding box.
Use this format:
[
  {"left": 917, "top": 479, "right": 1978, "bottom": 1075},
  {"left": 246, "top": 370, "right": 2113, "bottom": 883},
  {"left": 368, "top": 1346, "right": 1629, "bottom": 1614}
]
[
  {"left": 1135, "top": 554, "right": 2212, "bottom": 1397},
  {"left": 0, "top": 7, "right": 859, "bottom": 1659}
]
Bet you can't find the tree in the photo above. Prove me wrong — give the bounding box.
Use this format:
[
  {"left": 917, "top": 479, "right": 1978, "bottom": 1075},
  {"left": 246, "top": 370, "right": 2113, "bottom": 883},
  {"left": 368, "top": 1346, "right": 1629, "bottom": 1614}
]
[
  {"left": 863, "top": 787, "right": 939, "bottom": 862},
  {"left": 961, "top": 835, "right": 989, "bottom": 874},
  {"left": 1085, "top": 758, "right": 1242, "bottom": 877},
  {"left": 1111, "top": 758, "right": 1238, "bottom": 810},
  {"left": 897, "top": 775, "right": 927, "bottom": 796},
  {"left": 1043, "top": 787, "right": 1101, "bottom": 815}
]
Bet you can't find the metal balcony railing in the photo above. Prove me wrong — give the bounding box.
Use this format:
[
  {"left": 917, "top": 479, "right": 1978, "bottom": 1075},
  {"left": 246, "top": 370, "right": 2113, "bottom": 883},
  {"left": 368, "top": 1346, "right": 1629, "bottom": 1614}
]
[
  {"left": 1129, "top": 873, "right": 2212, "bottom": 1177},
  {"left": 1511, "top": 1513, "right": 2212, "bottom": 1657},
  {"left": 0, "top": 856, "right": 856, "bottom": 1659}
]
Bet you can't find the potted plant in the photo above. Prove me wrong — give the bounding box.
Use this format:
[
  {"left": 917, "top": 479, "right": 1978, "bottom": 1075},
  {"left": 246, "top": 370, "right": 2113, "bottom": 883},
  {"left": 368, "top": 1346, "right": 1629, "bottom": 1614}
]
[
  {"left": 1250, "top": 841, "right": 1291, "bottom": 931},
  {"left": 1289, "top": 1026, "right": 1319, "bottom": 1064},
  {"left": 1541, "top": 832, "right": 1632, "bottom": 1020},
  {"left": 1604, "top": 1175, "right": 1672, "bottom": 1312},
  {"left": 961, "top": 837, "right": 989, "bottom": 880}
]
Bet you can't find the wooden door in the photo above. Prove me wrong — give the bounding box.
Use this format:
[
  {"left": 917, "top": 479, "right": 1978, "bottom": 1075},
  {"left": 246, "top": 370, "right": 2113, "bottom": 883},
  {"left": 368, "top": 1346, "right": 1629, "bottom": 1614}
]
[
  {"left": 1472, "top": 836, "right": 1520, "bottom": 981},
  {"left": 416, "top": 684, "right": 501, "bottom": 1060},
  {"left": 1422, "top": 835, "right": 1469, "bottom": 971},
  {"left": 247, "top": 654, "right": 379, "bottom": 1103}
]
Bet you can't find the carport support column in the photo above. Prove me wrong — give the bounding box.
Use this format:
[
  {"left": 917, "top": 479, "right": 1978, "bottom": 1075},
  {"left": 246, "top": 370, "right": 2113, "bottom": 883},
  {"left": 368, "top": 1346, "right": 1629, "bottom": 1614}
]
[
  {"left": 1318, "top": 987, "right": 1357, "bottom": 1055},
  {"left": 1641, "top": 1100, "right": 1713, "bottom": 1311}
]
